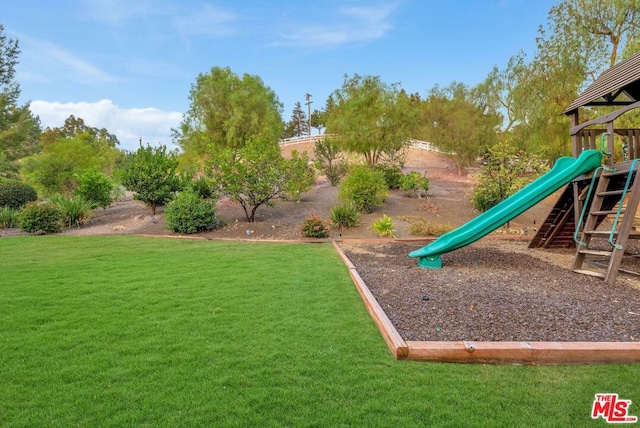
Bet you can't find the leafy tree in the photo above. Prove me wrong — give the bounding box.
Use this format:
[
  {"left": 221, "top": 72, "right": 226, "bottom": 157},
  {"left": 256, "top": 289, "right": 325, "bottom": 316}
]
[
  {"left": 326, "top": 74, "right": 419, "bottom": 167},
  {"left": 21, "top": 138, "right": 106, "bottom": 196},
  {"left": 422, "top": 82, "right": 501, "bottom": 173},
  {"left": 0, "top": 24, "right": 41, "bottom": 179},
  {"left": 313, "top": 137, "right": 346, "bottom": 186},
  {"left": 74, "top": 169, "right": 114, "bottom": 209},
  {"left": 209, "top": 139, "right": 293, "bottom": 223},
  {"left": 174, "top": 66, "right": 284, "bottom": 159},
  {"left": 283, "top": 150, "right": 315, "bottom": 202},
  {"left": 41, "top": 115, "right": 119, "bottom": 151},
  {"left": 472, "top": 141, "right": 547, "bottom": 213},
  {"left": 310, "top": 109, "right": 325, "bottom": 135},
  {"left": 119, "top": 143, "right": 184, "bottom": 215}
]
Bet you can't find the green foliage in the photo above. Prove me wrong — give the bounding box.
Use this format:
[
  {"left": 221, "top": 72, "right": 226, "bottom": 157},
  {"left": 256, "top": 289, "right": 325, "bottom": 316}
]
[
  {"left": 0, "top": 206, "right": 18, "bottom": 228},
  {"left": 174, "top": 66, "right": 284, "bottom": 159},
  {"left": 119, "top": 143, "right": 184, "bottom": 215},
  {"left": 17, "top": 201, "right": 61, "bottom": 233},
  {"left": 300, "top": 213, "right": 331, "bottom": 238},
  {"left": 189, "top": 176, "right": 217, "bottom": 200},
  {"left": 326, "top": 74, "right": 419, "bottom": 167},
  {"left": 40, "top": 115, "right": 119, "bottom": 150},
  {"left": 209, "top": 139, "right": 291, "bottom": 222},
  {"left": 74, "top": 169, "right": 113, "bottom": 209},
  {"left": 400, "top": 171, "right": 430, "bottom": 198},
  {"left": 283, "top": 150, "right": 315, "bottom": 202},
  {"left": 0, "top": 177, "right": 38, "bottom": 209},
  {"left": 329, "top": 201, "right": 361, "bottom": 230},
  {"left": 370, "top": 214, "right": 396, "bottom": 238},
  {"left": 398, "top": 215, "right": 452, "bottom": 237},
  {"left": 164, "top": 190, "right": 218, "bottom": 234},
  {"left": 472, "top": 141, "right": 547, "bottom": 212},
  {"left": 51, "top": 195, "right": 94, "bottom": 228},
  {"left": 0, "top": 24, "right": 42, "bottom": 179},
  {"left": 339, "top": 166, "right": 388, "bottom": 213},
  {"left": 20, "top": 137, "right": 109, "bottom": 196},
  {"left": 422, "top": 82, "right": 500, "bottom": 172},
  {"left": 374, "top": 164, "right": 403, "bottom": 189},
  {"left": 313, "top": 137, "right": 347, "bottom": 186}
]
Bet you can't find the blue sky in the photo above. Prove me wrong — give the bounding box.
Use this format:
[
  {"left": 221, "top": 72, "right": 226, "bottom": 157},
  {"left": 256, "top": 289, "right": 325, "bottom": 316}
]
[{"left": 4, "top": 0, "right": 558, "bottom": 151}]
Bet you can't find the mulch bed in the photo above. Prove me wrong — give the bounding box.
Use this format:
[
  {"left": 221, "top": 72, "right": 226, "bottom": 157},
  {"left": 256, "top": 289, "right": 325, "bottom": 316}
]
[{"left": 339, "top": 240, "right": 640, "bottom": 342}]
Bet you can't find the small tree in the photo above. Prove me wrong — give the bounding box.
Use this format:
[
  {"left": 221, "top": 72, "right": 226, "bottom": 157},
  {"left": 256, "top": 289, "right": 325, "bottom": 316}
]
[
  {"left": 283, "top": 150, "right": 315, "bottom": 202},
  {"left": 210, "top": 139, "right": 291, "bottom": 222},
  {"left": 74, "top": 169, "right": 113, "bottom": 209},
  {"left": 472, "top": 141, "right": 546, "bottom": 212},
  {"left": 119, "top": 143, "right": 184, "bottom": 215},
  {"left": 314, "top": 137, "right": 346, "bottom": 186}
]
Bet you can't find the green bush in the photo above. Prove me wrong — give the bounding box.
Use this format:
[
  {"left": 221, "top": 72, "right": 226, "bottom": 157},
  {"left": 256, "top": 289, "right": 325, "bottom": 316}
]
[
  {"left": 339, "top": 166, "right": 388, "bottom": 213},
  {"left": 17, "top": 202, "right": 62, "bottom": 234},
  {"left": 74, "top": 170, "right": 114, "bottom": 209},
  {"left": 370, "top": 214, "right": 396, "bottom": 238},
  {"left": 52, "top": 195, "right": 94, "bottom": 228},
  {"left": 300, "top": 213, "right": 330, "bottom": 238},
  {"left": 0, "top": 206, "right": 18, "bottom": 228},
  {"left": 375, "top": 164, "right": 403, "bottom": 189},
  {"left": 400, "top": 171, "right": 430, "bottom": 198},
  {"left": 0, "top": 178, "right": 38, "bottom": 209},
  {"left": 472, "top": 181, "right": 503, "bottom": 212},
  {"left": 190, "top": 177, "right": 217, "bottom": 200},
  {"left": 398, "top": 215, "right": 452, "bottom": 237},
  {"left": 164, "top": 191, "right": 218, "bottom": 234},
  {"left": 330, "top": 201, "right": 361, "bottom": 229}
]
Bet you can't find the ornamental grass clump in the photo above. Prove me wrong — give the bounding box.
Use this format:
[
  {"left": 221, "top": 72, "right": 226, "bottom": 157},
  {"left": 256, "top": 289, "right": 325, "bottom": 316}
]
[
  {"left": 370, "top": 214, "right": 396, "bottom": 238},
  {"left": 300, "top": 213, "right": 331, "bottom": 238},
  {"left": 51, "top": 195, "right": 94, "bottom": 228},
  {"left": 330, "top": 201, "right": 361, "bottom": 230}
]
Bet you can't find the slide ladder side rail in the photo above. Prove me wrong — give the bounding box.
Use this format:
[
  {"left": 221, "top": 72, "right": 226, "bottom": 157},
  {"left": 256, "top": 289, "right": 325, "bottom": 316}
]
[{"left": 572, "top": 163, "right": 640, "bottom": 283}]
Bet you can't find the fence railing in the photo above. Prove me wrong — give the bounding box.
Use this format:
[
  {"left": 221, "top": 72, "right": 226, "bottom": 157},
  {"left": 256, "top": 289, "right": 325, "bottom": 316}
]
[{"left": 279, "top": 135, "right": 446, "bottom": 154}]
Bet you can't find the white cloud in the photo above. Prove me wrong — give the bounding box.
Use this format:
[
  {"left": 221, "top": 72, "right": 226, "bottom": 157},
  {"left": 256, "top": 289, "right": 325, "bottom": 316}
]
[
  {"left": 30, "top": 100, "right": 183, "bottom": 151},
  {"left": 276, "top": 3, "right": 399, "bottom": 48}
]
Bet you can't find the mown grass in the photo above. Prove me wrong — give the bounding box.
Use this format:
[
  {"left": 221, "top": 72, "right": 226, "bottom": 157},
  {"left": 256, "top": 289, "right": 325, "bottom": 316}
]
[{"left": 1, "top": 235, "right": 639, "bottom": 427}]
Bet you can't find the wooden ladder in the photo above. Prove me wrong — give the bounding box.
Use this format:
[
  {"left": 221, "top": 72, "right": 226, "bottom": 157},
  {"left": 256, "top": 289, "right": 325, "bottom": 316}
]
[{"left": 572, "top": 163, "right": 640, "bottom": 283}]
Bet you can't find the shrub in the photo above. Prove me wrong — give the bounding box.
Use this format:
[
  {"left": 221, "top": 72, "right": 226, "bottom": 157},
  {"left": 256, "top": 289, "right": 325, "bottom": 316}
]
[
  {"left": 400, "top": 171, "right": 430, "bottom": 198},
  {"left": 17, "top": 202, "right": 62, "bottom": 234},
  {"left": 375, "top": 164, "right": 403, "bottom": 189},
  {"left": 283, "top": 150, "right": 315, "bottom": 202},
  {"left": 0, "top": 206, "right": 18, "bottom": 228},
  {"left": 52, "top": 195, "right": 94, "bottom": 228},
  {"left": 74, "top": 170, "right": 114, "bottom": 209},
  {"left": 164, "top": 191, "right": 218, "bottom": 234},
  {"left": 339, "top": 166, "right": 388, "bottom": 213},
  {"left": 330, "top": 201, "right": 361, "bottom": 230},
  {"left": 0, "top": 178, "right": 38, "bottom": 209},
  {"left": 370, "top": 214, "right": 396, "bottom": 238},
  {"left": 314, "top": 138, "right": 347, "bottom": 186},
  {"left": 190, "top": 176, "right": 217, "bottom": 200},
  {"left": 300, "top": 213, "right": 330, "bottom": 238},
  {"left": 398, "top": 215, "right": 452, "bottom": 237}
]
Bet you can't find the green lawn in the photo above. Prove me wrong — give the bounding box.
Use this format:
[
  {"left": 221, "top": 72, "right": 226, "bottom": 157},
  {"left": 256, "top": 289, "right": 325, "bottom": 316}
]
[{"left": 1, "top": 235, "right": 638, "bottom": 427}]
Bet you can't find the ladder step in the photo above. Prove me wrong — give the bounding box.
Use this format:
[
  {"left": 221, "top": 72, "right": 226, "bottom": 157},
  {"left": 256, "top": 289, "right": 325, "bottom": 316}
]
[
  {"left": 597, "top": 190, "right": 624, "bottom": 196},
  {"left": 577, "top": 249, "right": 613, "bottom": 257},
  {"left": 591, "top": 209, "right": 625, "bottom": 215},
  {"left": 572, "top": 269, "right": 606, "bottom": 278},
  {"left": 584, "top": 230, "right": 640, "bottom": 239}
]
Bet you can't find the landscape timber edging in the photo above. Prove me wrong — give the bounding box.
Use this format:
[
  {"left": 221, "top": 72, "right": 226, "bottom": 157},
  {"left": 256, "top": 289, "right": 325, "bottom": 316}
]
[{"left": 332, "top": 240, "right": 640, "bottom": 365}]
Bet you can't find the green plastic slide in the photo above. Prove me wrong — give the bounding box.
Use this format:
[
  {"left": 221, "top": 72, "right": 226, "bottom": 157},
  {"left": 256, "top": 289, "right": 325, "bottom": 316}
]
[{"left": 409, "top": 149, "right": 604, "bottom": 268}]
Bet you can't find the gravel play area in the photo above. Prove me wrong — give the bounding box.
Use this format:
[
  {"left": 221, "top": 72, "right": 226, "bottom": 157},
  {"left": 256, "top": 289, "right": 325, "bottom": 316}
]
[{"left": 339, "top": 240, "right": 640, "bottom": 342}]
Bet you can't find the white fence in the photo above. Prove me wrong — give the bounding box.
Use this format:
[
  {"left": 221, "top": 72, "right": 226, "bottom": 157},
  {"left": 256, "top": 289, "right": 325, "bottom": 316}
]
[{"left": 279, "top": 135, "right": 448, "bottom": 154}]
